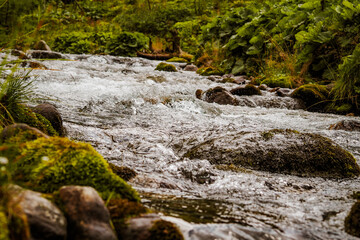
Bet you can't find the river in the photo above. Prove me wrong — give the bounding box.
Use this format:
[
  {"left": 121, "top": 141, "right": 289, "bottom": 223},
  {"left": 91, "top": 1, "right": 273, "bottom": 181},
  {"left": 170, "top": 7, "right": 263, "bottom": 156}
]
[{"left": 28, "top": 54, "right": 360, "bottom": 239}]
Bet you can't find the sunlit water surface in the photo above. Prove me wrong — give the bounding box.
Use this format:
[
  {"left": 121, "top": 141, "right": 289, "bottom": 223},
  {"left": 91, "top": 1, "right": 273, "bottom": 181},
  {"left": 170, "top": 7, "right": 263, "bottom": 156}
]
[{"left": 21, "top": 54, "right": 360, "bottom": 239}]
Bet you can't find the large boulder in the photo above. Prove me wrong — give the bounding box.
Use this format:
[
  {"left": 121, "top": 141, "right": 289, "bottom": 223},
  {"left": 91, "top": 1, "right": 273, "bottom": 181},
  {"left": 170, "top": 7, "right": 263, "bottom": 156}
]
[
  {"left": 345, "top": 200, "right": 360, "bottom": 238},
  {"left": 32, "top": 103, "right": 65, "bottom": 136},
  {"left": 291, "top": 84, "right": 329, "bottom": 111},
  {"left": 198, "top": 86, "right": 239, "bottom": 106},
  {"left": 184, "top": 129, "right": 360, "bottom": 178},
  {"left": 8, "top": 186, "right": 67, "bottom": 240},
  {"left": 59, "top": 186, "right": 116, "bottom": 240}
]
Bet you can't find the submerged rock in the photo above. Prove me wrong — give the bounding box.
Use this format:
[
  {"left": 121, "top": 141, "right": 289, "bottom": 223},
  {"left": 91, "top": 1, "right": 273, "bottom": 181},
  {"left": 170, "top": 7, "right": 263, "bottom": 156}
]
[
  {"left": 329, "top": 120, "right": 360, "bottom": 131},
  {"left": 59, "top": 186, "right": 116, "bottom": 240},
  {"left": 8, "top": 186, "right": 67, "bottom": 240},
  {"left": 345, "top": 200, "right": 360, "bottom": 238},
  {"left": 184, "top": 129, "right": 360, "bottom": 178}
]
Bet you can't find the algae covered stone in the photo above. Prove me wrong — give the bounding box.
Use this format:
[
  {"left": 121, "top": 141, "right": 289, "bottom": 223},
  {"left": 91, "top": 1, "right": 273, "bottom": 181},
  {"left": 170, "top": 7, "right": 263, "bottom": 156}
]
[
  {"left": 291, "top": 83, "right": 329, "bottom": 110},
  {"left": 155, "top": 62, "right": 177, "bottom": 72},
  {"left": 0, "top": 137, "right": 140, "bottom": 201},
  {"left": 184, "top": 129, "right": 360, "bottom": 178}
]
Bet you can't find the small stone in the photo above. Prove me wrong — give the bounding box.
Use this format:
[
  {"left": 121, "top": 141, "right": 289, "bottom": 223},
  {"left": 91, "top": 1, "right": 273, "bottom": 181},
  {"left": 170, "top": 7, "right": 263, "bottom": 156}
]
[{"left": 34, "top": 40, "right": 51, "bottom": 51}]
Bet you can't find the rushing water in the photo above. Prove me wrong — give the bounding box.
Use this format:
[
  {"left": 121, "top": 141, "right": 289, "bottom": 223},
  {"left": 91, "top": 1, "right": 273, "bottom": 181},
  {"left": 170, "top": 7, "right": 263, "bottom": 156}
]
[{"left": 10, "top": 54, "right": 360, "bottom": 239}]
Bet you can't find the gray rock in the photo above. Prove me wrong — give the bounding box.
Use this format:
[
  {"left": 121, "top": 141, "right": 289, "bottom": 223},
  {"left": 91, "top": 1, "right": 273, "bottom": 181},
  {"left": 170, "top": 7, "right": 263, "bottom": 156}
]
[
  {"left": 32, "top": 103, "right": 65, "bottom": 136},
  {"left": 59, "top": 186, "right": 116, "bottom": 240},
  {"left": 201, "top": 86, "right": 239, "bottom": 106},
  {"left": 8, "top": 186, "right": 67, "bottom": 240},
  {"left": 34, "top": 40, "right": 51, "bottom": 51},
  {"left": 30, "top": 50, "right": 63, "bottom": 59},
  {"left": 184, "top": 129, "right": 360, "bottom": 178},
  {"left": 184, "top": 64, "right": 198, "bottom": 71}
]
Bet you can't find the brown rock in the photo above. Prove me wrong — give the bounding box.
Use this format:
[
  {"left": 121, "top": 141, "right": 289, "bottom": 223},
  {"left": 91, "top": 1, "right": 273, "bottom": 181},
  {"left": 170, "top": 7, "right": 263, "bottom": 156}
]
[
  {"left": 59, "top": 186, "right": 116, "bottom": 240},
  {"left": 0, "top": 123, "right": 48, "bottom": 143},
  {"left": 184, "top": 64, "right": 198, "bottom": 72},
  {"left": 30, "top": 50, "right": 63, "bottom": 59},
  {"left": 32, "top": 103, "right": 65, "bottom": 136},
  {"left": 329, "top": 120, "right": 360, "bottom": 131},
  {"left": 203, "top": 86, "right": 238, "bottom": 106},
  {"left": 8, "top": 186, "right": 67, "bottom": 240},
  {"left": 34, "top": 40, "right": 51, "bottom": 51}
]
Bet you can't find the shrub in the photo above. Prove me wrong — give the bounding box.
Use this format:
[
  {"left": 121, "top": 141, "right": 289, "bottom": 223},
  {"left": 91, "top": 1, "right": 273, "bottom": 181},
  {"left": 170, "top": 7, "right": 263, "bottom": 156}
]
[{"left": 107, "top": 32, "right": 148, "bottom": 56}]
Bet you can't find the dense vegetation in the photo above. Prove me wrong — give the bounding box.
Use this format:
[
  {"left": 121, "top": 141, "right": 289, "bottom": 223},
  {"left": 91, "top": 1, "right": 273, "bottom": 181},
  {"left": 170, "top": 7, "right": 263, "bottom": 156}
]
[{"left": 1, "top": 0, "right": 360, "bottom": 114}]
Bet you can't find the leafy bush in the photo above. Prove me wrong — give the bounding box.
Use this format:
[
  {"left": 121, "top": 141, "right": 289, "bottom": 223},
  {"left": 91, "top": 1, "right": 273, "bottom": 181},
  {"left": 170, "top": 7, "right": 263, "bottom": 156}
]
[{"left": 107, "top": 31, "right": 148, "bottom": 56}]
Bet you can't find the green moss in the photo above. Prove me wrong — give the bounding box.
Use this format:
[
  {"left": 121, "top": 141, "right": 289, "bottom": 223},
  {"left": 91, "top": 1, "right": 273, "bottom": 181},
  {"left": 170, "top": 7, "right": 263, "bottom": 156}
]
[
  {"left": 11, "top": 104, "right": 57, "bottom": 136},
  {"left": 291, "top": 84, "right": 329, "bottom": 110},
  {"left": 0, "top": 137, "right": 140, "bottom": 202},
  {"left": 259, "top": 75, "right": 296, "bottom": 88},
  {"left": 0, "top": 208, "right": 10, "bottom": 240},
  {"left": 108, "top": 163, "right": 137, "bottom": 181},
  {"left": 148, "top": 220, "right": 184, "bottom": 240},
  {"left": 166, "top": 57, "right": 188, "bottom": 63},
  {"left": 0, "top": 124, "right": 48, "bottom": 145},
  {"left": 345, "top": 201, "right": 360, "bottom": 238},
  {"left": 196, "top": 66, "right": 224, "bottom": 76},
  {"left": 261, "top": 131, "right": 274, "bottom": 141},
  {"left": 155, "top": 62, "right": 178, "bottom": 72},
  {"left": 326, "top": 103, "right": 353, "bottom": 115}
]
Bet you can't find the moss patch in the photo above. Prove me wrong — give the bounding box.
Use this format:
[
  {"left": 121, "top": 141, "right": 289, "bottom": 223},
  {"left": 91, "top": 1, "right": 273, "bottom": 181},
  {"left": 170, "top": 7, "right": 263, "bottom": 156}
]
[
  {"left": 345, "top": 201, "right": 360, "bottom": 238},
  {"left": 166, "top": 57, "right": 188, "bottom": 63},
  {"left": 155, "top": 62, "right": 177, "bottom": 72},
  {"left": 196, "top": 66, "right": 224, "bottom": 76},
  {"left": 0, "top": 137, "right": 140, "bottom": 202},
  {"left": 148, "top": 220, "right": 184, "bottom": 240}
]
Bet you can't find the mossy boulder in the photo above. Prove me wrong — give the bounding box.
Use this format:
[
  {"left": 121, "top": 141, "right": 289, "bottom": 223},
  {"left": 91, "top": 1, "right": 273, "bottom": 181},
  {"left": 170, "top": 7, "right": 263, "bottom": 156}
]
[
  {"left": 230, "top": 84, "right": 262, "bottom": 96},
  {"left": 0, "top": 123, "right": 48, "bottom": 144},
  {"left": 155, "top": 62, "right": 178, "bottom": 72},
  {"left": 291, "top": 84, "right": 329, "bottom": 110},
  {"left": 10, "top": 104, "right": 58, "bottom": 136},
  {"left": 184, "top": 129, "right": 360, "bottom": 178},
  {"left": 0, "top": 137, "right": 140, "bottom": 201},
  {"left": 148, "top": 219, "right": 184, "bottom": 240},
  {"left": 166, "top": 57, "right": 188, "bottom": 63},
  {"left": 32, "top": 103, "right": 65, "bottom": 136},
  {"left": 345, "top": 200, "right": 360, "bottom": 237},
  {"left": 196, "top": 66, "right": 224, "bottom": 76}
]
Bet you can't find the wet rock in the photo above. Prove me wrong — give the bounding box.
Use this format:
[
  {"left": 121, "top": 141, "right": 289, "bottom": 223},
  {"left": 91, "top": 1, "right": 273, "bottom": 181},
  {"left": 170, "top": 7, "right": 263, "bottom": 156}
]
[
  {"left": 11, "top": 49, "right": 29, "bottom": 59},
  {"left": 291, "top": 84, "right": 329, "bottom": 111},
  {"left": 59, "top": 186, "right": 116, "bottom": 240},
  {"left": 8, "top": 186, "right": 67, "bottom": 240},
  {"left": 196, "top": 66, "right": 223, "bottom": 76},
  {"left": 230, "top": 84, "right": 262, "bottom": 96},
  {"left": 30, "top": 50, "right": 64, "bottom": 59},
  {"left": 184, "top": 129, "right": 360, "bottom": 178},
  {"left": 345, "top": 200, "right": 360, "bottom": 237},
  {"left": 201, "top": 86, "right": 239, "bottom": 106},
  {"left": 329, "top": 120, "right": 360, "bottom": 131},
  {"left": 258, "top": 84, "right": 268, "bottom": 90},
  {"left": 118, "top": 214, "right": 184, "bottom": 240},
  {"left": 184, "top": 64, "right": 198, "bottom": 71},
  {"left": 276, "top": 88, "right": 292, "bottom": 97},
  {"left": 32, "top": 103, "right": 65, "bottom": 136},
  {"left": 34, "top": 40, "right": 51, "bottom": 51},
  {"left": 21, "top": 61, "right": 47, "bottom": 69},
  {"left": 0, "top": 123, "right": 48, "bottom": 144}
]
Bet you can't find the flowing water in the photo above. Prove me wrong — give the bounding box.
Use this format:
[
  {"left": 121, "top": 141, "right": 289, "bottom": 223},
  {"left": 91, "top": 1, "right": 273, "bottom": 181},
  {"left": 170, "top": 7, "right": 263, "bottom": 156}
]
[{"left": 11, "top": 54, "right": 360, "bottom": 239}]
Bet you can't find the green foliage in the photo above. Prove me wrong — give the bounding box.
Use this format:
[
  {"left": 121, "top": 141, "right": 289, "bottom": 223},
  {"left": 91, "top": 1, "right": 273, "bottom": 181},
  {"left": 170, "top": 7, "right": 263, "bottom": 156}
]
[
  {"left": 0, "top": 137, "right": 140, "bottom": 202},
  {"left": 155, "top": 62, "right": 177, "bottom": 72},
  {"left": 107, "top": 31, "right": 148, "bottom": 56},
  {"left": 196, "top": 66, "right": 224, "bottom": 76}
]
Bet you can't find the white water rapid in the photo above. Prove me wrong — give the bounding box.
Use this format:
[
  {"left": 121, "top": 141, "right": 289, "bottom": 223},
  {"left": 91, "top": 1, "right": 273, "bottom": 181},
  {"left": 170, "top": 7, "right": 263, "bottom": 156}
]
[{"left": 20, "top": 54, "right": 360, "bottom": 239}]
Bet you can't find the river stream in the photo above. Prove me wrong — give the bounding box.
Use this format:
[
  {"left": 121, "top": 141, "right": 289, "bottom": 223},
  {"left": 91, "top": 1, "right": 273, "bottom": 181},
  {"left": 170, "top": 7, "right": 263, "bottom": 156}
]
[{"left": 17, "top": 54, "right": 360, "bottom": 239}]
